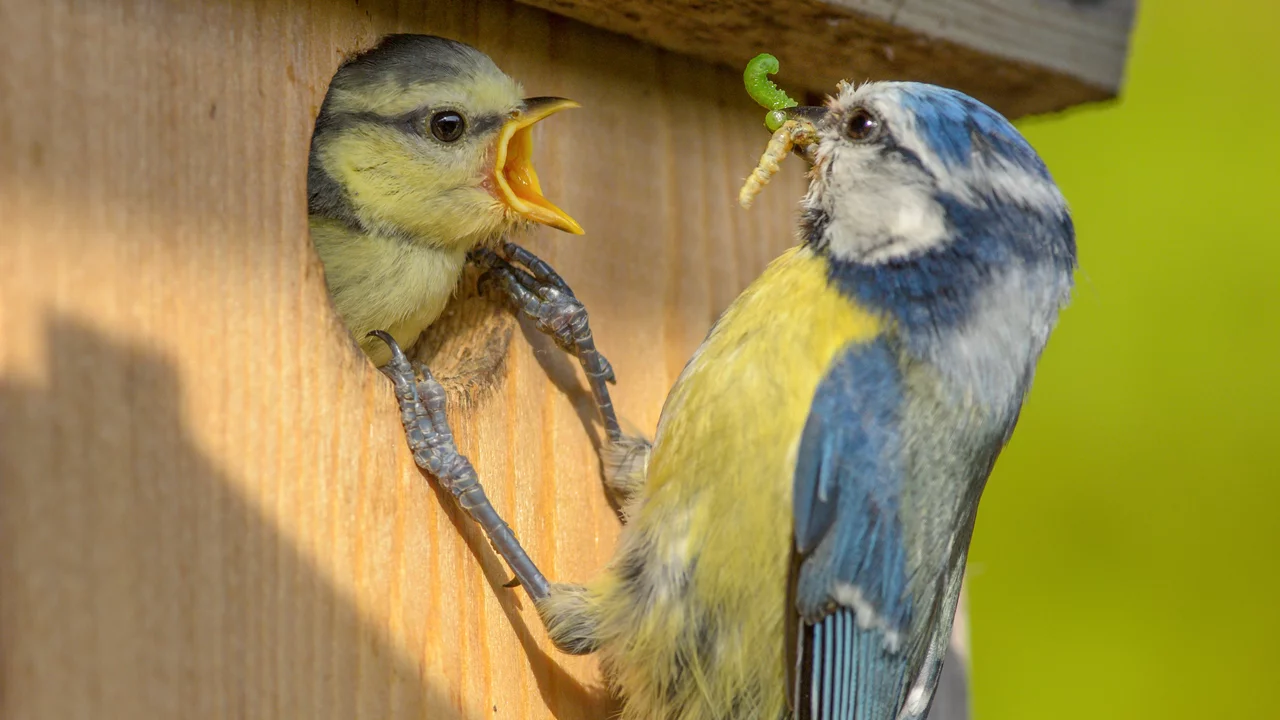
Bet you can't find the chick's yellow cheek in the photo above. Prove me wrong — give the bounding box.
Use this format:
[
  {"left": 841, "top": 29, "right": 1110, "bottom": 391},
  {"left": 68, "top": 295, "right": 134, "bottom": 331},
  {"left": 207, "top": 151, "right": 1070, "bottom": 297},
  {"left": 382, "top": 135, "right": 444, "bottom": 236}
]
[
  {"left": 384, "top": 187, "right": 505, "bottom": 249},
  {"left": 438, "top": 187, "right": 510, "bottom": 243},
  {"left": 321, "top": 127, "right": 503, "bottom": 245}
]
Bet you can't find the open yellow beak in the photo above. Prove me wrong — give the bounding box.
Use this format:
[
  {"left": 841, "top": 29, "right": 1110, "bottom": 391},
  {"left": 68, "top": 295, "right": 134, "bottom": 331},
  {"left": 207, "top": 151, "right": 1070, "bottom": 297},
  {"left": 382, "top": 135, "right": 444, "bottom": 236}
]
[{"left": 492, "top": 96, "right": 584, "bottom": 235}]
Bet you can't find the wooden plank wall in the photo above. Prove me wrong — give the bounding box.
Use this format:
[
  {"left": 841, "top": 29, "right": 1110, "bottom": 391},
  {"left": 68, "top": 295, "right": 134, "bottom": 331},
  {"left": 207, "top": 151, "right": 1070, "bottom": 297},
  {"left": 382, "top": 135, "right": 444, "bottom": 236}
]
[{"left": 0, "top": 0, "right": 965, "bottom": 718}]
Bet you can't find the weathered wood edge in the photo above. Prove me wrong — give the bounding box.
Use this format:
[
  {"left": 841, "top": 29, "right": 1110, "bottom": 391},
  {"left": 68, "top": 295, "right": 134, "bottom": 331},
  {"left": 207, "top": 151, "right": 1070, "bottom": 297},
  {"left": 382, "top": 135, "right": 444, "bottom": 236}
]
[{"left": 515, "top": 0, "right": 1136, "bottom": 118}]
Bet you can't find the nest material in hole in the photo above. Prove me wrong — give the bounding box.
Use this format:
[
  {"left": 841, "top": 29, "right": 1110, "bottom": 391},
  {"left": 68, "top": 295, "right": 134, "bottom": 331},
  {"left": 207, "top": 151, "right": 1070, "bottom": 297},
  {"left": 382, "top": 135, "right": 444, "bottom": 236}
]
[{"left": 409, "top": 264, "right": 515, "bottom": 407}]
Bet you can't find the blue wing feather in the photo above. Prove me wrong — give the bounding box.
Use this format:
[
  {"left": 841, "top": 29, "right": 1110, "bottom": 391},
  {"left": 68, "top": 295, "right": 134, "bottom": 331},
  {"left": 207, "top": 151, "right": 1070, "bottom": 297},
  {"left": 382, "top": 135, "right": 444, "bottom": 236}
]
[
  {"left": 792, "top": 338, "right": 914, "bottom": 720},
  {"left": 804, "top": 609, "right": 909, "bottom": 720}
]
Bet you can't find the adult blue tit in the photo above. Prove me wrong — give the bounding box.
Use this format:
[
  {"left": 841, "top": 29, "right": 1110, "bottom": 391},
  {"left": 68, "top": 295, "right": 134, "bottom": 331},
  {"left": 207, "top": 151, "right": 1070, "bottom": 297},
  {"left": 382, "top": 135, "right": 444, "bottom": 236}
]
[
  {"left": 374, "top": 76, "right": 1076, "bottom": 720},
  {"left": 308, "top": 33, "right": 616, "bottom": 383}
]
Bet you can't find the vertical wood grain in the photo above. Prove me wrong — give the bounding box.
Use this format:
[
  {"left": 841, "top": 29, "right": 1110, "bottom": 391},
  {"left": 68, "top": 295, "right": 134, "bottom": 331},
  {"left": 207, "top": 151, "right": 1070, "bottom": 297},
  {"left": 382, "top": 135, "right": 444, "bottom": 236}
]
[{"left": 0, "top": 0, "right": 811, "bottom": 717}]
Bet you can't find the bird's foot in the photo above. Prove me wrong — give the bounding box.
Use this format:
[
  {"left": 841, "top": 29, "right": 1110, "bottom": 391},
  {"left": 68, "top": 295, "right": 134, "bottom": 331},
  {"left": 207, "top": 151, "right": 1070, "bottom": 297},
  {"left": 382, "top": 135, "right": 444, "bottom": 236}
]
[
  {"left": 471, "top": 242, "right": 622, "bottom": 444},
  {"left": 368, "top": 330, "right": 550, "bottom": 600}
]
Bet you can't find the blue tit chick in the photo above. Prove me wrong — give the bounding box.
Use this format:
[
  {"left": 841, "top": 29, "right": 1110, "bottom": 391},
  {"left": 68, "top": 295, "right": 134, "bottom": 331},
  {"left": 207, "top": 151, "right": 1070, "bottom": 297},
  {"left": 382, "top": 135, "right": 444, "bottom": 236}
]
[
  {"left": 532, "top": 80, "right": 1077, "bottom": 719},
  {"left": 308, "top": 34, "right": 584, "bottom": 367}
]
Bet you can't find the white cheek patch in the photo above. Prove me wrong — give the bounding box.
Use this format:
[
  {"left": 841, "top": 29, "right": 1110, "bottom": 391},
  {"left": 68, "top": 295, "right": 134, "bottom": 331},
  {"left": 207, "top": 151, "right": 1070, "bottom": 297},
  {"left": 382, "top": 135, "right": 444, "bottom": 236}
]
[
  {"left": 810, "top": 146, "right": 949, "bottom": 264},
  {"left": 873, "top": 190, "right": 948, "bottom": 262}
]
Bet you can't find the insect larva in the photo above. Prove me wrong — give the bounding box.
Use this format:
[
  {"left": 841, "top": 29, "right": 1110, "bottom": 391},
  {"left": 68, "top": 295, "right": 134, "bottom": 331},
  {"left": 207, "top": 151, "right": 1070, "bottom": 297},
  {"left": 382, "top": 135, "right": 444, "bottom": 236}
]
[
  {"left": 738, "top": 120, "right": 818, "bottom": 209},
  {"left": 738, "top": 52, "right": 820, "bottom": 207},
  {"left": 743, "top": 54, "right": 798, "bottom": 131}
]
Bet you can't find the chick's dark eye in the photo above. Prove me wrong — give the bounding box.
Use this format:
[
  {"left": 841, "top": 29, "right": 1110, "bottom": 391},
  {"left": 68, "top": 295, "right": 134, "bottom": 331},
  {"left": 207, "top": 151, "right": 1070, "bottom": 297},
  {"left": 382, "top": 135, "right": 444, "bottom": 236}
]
[
  {"left": 429, "top": 111, "right": 466, "bottom": 142},
  {"left": 844, "top": 108, "right": 880, "bottom": 142}
]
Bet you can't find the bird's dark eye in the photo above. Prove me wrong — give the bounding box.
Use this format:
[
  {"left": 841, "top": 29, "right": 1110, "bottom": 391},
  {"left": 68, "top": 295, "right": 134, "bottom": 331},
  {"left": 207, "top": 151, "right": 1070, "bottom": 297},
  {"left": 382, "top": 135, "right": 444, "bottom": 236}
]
[
  {"left": 429, "top": 111, "right": 466, "bottom": 142},
  {"left": 844, "top": 108, "right": 880, "bottom": 142}
]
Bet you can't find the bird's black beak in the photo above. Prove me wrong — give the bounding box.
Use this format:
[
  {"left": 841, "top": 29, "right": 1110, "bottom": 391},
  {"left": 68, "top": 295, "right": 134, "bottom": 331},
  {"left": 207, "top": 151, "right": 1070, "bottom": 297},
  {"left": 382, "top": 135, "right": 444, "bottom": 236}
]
[
  {"left": 491, "top": 96, "right": 583, "bottom": 235},
  {"left": 781, "top": 106, "right": 826, "bottom": 163}
]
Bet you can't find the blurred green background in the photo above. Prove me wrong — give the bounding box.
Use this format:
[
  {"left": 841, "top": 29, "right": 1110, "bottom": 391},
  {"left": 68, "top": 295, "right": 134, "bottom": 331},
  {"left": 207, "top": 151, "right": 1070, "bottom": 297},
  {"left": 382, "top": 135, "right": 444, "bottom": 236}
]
[{"left": 971, "top": 0, "right": 1280, "bottom": 717}]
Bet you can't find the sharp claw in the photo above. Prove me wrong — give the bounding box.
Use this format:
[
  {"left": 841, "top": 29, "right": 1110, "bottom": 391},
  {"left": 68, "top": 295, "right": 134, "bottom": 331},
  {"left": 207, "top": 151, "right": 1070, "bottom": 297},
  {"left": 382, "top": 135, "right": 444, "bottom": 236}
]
[
  {"left": 468, "top": 243, "right": 622, "bottom": 437},
  {"left": 469, "top": 248, "right": 499, "bottom": 267},
  {"left": 368, "top": 329, "right": 405, "bottom": 358},
  {"left": 504, "top": 576, "right": 522, "bottom": 589}
]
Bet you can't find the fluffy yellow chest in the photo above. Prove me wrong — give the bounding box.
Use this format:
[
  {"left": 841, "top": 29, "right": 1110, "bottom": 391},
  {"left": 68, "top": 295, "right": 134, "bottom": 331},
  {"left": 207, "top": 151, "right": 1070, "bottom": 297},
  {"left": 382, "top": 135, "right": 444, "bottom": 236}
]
[
  {"left": 594, "top": 245, "right": 884, "bottom": 720},
  {"left": 646, "top": 244, "right": 883, "bottom": 503},
  {"left": 310, "top": 217, "right": 468, "bottom": 366}
]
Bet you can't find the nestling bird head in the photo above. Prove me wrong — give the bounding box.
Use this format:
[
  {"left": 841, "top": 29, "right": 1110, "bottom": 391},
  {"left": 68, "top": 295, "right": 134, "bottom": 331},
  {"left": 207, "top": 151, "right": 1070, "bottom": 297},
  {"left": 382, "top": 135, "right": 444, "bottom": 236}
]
[
  {"left": 308, "top": 34, "right": 582, "bottom": 251},
  {"left": 787, "top": 80, "right": 1078, "bottom": 336}
]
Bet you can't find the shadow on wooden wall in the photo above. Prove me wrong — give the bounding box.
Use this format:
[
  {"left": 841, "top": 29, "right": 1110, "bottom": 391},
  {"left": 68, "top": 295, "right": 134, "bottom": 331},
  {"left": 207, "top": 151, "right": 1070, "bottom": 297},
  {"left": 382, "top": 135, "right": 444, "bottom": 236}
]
[
  {"left": 2, "top": 316, "right": 457, "bottom": 718},
  {"left": 7, "top": 317, "right": 635, "bottom": 718}
]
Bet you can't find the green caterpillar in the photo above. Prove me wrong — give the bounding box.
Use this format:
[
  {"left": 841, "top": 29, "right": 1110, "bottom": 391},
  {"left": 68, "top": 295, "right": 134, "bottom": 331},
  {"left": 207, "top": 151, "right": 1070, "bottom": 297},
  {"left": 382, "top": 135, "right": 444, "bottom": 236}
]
[{"left": 743, "top": 53, "right": 798, "bottom": 132}]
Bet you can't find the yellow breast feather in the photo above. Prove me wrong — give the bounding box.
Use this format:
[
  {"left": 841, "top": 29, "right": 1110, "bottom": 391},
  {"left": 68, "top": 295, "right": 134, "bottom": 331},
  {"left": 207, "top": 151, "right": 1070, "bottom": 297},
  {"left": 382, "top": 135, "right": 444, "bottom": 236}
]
[
  {"left": 311, "top": 216, "right": 467, "bottom": 366},
  {"left": 588, "top": 244, "right": 885, "bottom": 720},
  {"left": 648, "top": 243, "right": 884, "bottom": 498},
  {"left": 316, "top": 128, "right": 508, "bottom": 251}
]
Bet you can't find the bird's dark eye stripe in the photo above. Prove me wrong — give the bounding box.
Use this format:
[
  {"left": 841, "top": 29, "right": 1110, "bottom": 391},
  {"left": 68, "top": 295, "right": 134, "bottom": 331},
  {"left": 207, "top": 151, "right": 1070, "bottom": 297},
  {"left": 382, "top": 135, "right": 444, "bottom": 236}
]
[
  {"left": 881, "top": 143, "right": 930, "bottom": 177},
  {"left": 341, "top": 109, "right": 434, "bottom": 135},
  {"left": 341, "top": 110, "right": 409, "bottom": 126},
  {"left": 339, "top": 108, "right": 506, "bottom": 138},
  {"left": 468, "top": 114, "right": 505, "bottom": 135}
]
